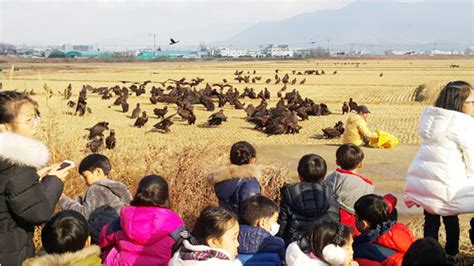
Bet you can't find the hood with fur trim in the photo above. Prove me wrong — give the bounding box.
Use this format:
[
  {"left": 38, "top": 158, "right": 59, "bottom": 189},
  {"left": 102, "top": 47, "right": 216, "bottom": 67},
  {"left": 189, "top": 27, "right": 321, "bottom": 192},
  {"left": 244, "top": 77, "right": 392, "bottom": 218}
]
[
  {"left": 206, "top": 164, "right": 262, "bottom": 185},
  {"left": 22, "top": 245, "right": 101, "bottom": 266},
  {"left": 170, "top": 240, "right": 243, "bottom": 266},
  {"left": 0, "top": 132, "right": 49, "bottom": 169}
]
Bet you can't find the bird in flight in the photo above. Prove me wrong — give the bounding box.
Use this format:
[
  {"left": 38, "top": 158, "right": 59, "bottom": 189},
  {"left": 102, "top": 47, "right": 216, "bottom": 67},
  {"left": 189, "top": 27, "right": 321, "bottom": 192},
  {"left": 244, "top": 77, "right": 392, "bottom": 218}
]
[{"left": 170, "top": 38, "right": 180, "bottom": 45}]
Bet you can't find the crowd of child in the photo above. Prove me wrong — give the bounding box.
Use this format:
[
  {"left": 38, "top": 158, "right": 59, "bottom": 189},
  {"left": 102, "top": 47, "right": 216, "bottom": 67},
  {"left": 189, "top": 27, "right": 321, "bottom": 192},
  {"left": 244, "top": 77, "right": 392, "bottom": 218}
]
[
  {"left": 0, "top": 80, "right": 473, "bottom": 266},
  {"left": 16, "top": 142, "right": 461, "bottom": 266}
]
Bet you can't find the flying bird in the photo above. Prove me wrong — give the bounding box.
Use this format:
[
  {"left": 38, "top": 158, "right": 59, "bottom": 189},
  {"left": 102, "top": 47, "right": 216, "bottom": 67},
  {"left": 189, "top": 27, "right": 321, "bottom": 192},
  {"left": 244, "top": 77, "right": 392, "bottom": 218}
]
[{"left": 170, "top": 38, "right": 180, "bottom": 45}]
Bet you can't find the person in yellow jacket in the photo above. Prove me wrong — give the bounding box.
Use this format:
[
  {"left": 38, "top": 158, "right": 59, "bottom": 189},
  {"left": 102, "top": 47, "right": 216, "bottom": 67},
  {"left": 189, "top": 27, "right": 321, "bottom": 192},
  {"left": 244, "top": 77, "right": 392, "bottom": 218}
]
[{"left": 342, "top": 105, "right": 378, "bottom": 146}]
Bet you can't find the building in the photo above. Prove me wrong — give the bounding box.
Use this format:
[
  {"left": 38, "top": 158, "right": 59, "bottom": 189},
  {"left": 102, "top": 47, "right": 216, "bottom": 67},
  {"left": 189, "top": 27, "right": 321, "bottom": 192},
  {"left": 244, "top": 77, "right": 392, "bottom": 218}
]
[
  {"left": 62, "top": 44, "right": 94, "bottom": 51},
  {"left": 216, "top": 47, "right": 250, "bottom": 58},
  {"left": 261, "top": 44, "right": 294, "bottom": 58}
]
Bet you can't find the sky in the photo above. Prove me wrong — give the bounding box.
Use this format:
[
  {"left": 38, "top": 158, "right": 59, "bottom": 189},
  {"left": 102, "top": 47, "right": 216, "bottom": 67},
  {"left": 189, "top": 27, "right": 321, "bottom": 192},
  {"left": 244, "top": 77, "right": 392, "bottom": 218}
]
[
  {"left": 0, "top": 0, "right": 447, "bottom": 50},
  {"left": 0, "top": 0, "right": 354, "bottom": 48}
]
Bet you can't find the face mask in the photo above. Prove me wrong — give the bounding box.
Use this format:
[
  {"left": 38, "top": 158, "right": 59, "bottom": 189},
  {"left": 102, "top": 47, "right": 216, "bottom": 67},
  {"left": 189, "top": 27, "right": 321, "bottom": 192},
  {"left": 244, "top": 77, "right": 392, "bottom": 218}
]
[{"left": 270, "top": 223, "right": 280, "bottom": 236}]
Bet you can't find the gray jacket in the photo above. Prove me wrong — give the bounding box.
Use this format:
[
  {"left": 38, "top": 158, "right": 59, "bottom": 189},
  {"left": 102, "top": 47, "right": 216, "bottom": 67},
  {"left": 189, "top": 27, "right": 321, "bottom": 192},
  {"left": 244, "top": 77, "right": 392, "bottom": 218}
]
[
  {"left": 59, "top": 179, "right": 132, "bottom": 219},
  {"left": 325, "top": 170, "right": 375, "bottom": 214}
]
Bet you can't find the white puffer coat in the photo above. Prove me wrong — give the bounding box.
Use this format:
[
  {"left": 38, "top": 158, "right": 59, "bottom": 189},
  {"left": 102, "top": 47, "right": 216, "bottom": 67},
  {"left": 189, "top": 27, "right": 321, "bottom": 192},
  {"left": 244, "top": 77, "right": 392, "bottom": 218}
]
[{"left": 404, "top": 106, "right": 474, "bottom": 216}]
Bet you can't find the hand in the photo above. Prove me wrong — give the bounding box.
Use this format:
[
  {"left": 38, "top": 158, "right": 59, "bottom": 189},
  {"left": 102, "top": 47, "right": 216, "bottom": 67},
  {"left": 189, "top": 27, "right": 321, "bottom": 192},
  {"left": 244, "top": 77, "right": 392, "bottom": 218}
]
[
  {"left": 349, "top": 260, "right": 359, "bottom": 266},
  {"left": 47, "top": 164, "right": 75, "bottom": 182},
  {"left": 37, "top": 163, "right": 60, "bottom": 180}
]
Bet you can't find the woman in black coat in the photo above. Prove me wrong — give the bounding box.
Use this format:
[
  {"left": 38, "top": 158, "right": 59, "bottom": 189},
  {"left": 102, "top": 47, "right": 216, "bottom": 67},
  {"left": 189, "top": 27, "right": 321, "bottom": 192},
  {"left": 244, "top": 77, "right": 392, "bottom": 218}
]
[{"left": 0, "top": 91, "right": 73, "bottom": 265}]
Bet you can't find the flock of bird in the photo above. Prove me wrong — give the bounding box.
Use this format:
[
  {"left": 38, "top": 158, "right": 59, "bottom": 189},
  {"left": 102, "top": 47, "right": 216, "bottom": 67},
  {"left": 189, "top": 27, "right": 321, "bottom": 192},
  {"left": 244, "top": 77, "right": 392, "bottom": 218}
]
[{"left": 60, "top": 68, "right": 366, "bottom": 152}]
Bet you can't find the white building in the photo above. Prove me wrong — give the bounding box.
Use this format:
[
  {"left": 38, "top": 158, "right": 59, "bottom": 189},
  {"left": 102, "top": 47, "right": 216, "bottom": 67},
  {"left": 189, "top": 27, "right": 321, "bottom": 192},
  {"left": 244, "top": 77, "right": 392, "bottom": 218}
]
[
  {"left": 261, "top": 44, "right": 293, "bottom": 58},
  {"left": 216, "top": 47, "right": 250, "bottom": 58}
]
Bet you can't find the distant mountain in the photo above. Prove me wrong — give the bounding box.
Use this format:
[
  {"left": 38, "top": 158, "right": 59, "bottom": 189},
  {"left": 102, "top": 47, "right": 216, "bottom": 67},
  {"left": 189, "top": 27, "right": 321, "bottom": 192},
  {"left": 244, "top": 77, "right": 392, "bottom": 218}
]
[{"left": 224, "top": 1, "right": 473, "bottom": 51}]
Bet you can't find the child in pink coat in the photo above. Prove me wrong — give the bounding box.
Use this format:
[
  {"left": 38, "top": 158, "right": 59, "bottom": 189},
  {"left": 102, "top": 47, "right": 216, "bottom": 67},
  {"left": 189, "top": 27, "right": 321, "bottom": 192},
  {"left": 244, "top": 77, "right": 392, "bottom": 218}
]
[{"left": 99, "top": 175, "right": 185, "bottom": 265}]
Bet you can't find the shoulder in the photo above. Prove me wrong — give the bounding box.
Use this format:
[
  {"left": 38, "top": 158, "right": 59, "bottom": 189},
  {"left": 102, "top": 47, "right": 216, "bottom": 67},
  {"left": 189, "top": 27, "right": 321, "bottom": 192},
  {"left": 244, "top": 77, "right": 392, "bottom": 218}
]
[
  {"left": 207, "top": 164, "right": 262, "bottom": 185},
  {"left": 23, "top": 245, "right": 101, "bottom": 266},
  {"left": 0, "top": 132, "right": 49, "bottom": 168}
]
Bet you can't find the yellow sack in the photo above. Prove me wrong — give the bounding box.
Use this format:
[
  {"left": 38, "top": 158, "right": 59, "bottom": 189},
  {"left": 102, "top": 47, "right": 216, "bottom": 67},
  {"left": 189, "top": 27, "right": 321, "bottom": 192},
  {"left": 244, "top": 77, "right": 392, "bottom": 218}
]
[{"left": 369, "top": 129, "right": 399, "bottom": 149}]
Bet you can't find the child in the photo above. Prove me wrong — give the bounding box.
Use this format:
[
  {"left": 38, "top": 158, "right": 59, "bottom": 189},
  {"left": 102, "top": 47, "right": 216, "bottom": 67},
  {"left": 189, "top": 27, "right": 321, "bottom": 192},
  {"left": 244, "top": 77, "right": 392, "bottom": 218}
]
[
  {"left": 170, "top": 206, "right": 242, "bottom": 265},
  {"left": 278, "top": 154, "right": 340, "bottom": 245},
  {"left": 207, "top": 141, "right": 261, "bottom": 214},
  {"left": 353, "top": 194, "right": 415, "bottom": 266},
  {"left": 402, "top": 238, "right": 447, "bottom": 265},
  {"left": 100, "top": 175, "right": 185, "bottom": 265},
  {"left": 23, "top": 210, "right": 101, "bottom": 266},
  {"left": 285, "top": 218, "right": 356, "bottom": 266},
  {"left": 237, "top": 195, "right": 285, "bottom": 265},
  {"left": 59, "top": 154, "right": 132, "bottom": 243},
  {"left": 325, "top": 144, "right": 375, "bottom": 235}
]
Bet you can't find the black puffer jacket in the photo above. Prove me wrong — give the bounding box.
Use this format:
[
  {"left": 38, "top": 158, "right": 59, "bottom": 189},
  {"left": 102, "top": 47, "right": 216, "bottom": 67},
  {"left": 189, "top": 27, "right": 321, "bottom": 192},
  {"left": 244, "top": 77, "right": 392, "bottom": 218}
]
[
  {"left": 277, "top": 181, "right": 339, "bottom": 245},
  {"left": 0, "top": 132, "right": 64, "bottom": 265}
]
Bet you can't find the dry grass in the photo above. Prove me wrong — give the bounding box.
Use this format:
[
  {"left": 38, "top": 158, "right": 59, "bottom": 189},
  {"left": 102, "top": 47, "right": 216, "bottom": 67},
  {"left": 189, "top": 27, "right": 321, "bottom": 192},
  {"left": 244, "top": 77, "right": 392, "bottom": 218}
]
[
  {"left": 2, "top": 58, "right": 473, "bottom": 148},
  {"left": 4, "top": 58, "right": 471, "bottom": 258}
]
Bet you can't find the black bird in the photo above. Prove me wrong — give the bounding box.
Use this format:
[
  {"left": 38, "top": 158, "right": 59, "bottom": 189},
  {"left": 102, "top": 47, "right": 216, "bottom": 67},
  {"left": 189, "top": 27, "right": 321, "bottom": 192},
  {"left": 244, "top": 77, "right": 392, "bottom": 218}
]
[
  {"left": 154, "top": 113, "right": 176, "bottom": 133},
  {"left": 105, "top": 130, "right": 116, "bottom": 150},
  {"left": 86, "top": 136, "right": 104, "bottom": 153},
  {"left": 134, "top": 111, "right": 149, "bottom": 128},
  {"left": 86, "top": 122, "right": 109, "bottom": 140},
  {"left": 208, "top": 110, "right": 227, "bottom": 126},
  {"left": 170, "top": 38, "right": 180, "bottom": 45},
  {"left": 121, "top": 101, "right": 129, "bottom": 113},
  {"left": 153, "top": 106, "right": 168, "bottom": 119},
  {"left": 342, "top": 102, "right": 349, "bottom": 115},
  {"left": 131, "top": 103, "right": 141, "bottom": 119},
  {"left": 322, "top": 121, "right": 345, "bottom": 139}
]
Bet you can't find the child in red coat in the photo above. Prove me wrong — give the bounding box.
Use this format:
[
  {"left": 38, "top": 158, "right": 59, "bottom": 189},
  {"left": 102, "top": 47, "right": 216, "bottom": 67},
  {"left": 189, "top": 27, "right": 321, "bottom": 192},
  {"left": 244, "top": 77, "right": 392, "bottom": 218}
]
[{"left": 353, "top": 194, "right": 415, "bottom": 266}]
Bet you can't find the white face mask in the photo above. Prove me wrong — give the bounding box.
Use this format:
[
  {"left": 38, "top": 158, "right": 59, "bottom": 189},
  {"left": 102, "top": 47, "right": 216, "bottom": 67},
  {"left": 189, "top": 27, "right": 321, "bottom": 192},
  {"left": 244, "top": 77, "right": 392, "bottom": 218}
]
[{"left": 270, "top": 223, "right": 280, "bottom": 236}]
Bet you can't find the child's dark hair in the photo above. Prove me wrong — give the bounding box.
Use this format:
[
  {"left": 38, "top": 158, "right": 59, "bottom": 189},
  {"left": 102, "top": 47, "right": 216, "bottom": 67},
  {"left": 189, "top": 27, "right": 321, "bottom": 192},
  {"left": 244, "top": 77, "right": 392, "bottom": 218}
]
[
  {"left": 41, "top": 210, "right": 89, "bottom": 254},
  {"left": 336, "top": 144, "right": 364, "bottom": 170},
  {"left": 297, "top": 154, "right": 327, "bottom": 182},
  {"left": 0, "top": 91, "right": 39, "bottom": 124},
  {"left": 230, "top": 141, "right": 256, "bottom": 165},
  {"left": 239, "top": 195, "right": 278, "bottom": 226},
  {"left": 192, "top": 206, "right": 238, "bottom": 245},
  {"left": 402, "top": 238, "right": 447, "bottom": 265},
  {"left": 435, "top": 81, "right": 472, "bottom": 113},
  {"left": 130, "top": 175, "right": 169, "bottom": 208},
  {"left": 78, "top": 154, "right": 112, "bottom": 175},
  {"left": 306, "top": 218, "right": 352, "bottom": 264},
  {"left": 354, "top": 194, "right": 389, "bottom": 230}
]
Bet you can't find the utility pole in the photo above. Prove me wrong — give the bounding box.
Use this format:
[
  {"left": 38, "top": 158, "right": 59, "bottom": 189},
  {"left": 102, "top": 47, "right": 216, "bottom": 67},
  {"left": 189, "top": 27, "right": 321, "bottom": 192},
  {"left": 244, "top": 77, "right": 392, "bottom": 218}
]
[{"left": 149, "top": 33, "right": 156, "bottom": 56}]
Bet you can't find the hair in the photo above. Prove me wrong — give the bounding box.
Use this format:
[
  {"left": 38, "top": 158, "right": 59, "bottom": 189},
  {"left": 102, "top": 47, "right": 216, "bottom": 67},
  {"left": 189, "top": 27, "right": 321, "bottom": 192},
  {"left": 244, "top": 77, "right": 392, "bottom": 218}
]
[
  {"left": 402, "top": 238, "right": 447, "bottom": 265},
  {"left": 230, "top": 141, "right": 256, "bottom": 165},
  {"left": 336, "top": 144, "right": 364, "bottom": 170},
  {"left": 297, "top": 154, "right": 327, "bottom": 182},
  {"left": 435, "top": 81, "right": 472, "bottom": 113},
  {"left": 78, "top": 154, "right": 112, "bottom": 175},
  {"left": 41, "top": 210, "right": 89, "bottom": 254},
  {"left": 192, "top": 206, "right": 238, "bottom": 245},
  {"left": 0, "top": 91, "right": 38, "bottom": 124},
  {"left": 130, "top": 175, "right": 169, "bottom": 208},
  {"left": 239, "top": 195, "right": 279, "bottom": 226},
  {"left": 307, "top": 218, "right": 352, "bottom": 264},
  {"left": 354, "top": 194, "right": 390, "bottom": 230}
]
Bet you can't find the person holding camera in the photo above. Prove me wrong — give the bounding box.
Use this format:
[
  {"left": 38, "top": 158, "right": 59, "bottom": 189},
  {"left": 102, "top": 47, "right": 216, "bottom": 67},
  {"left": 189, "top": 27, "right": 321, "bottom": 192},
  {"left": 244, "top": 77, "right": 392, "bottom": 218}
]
[{"left": 0, "top": 91, "right": 74, "bottom": 265}]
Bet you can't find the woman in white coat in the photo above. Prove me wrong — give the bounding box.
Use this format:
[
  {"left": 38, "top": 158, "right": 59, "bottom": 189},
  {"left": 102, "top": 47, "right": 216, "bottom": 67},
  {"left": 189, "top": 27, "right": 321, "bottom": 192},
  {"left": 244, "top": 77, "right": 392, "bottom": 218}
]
[{"left": 404, "top": 81, "right": 473, "bottom": 257}]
